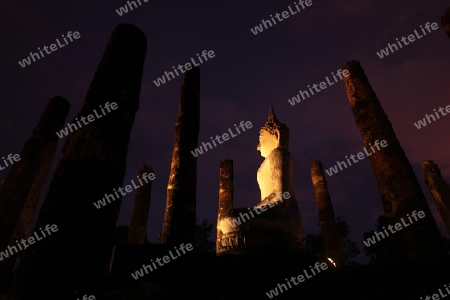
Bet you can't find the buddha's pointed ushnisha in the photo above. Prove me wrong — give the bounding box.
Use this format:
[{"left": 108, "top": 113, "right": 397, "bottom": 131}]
[{"left": 267, "top": 104, "right": 279, "bottom": 123}]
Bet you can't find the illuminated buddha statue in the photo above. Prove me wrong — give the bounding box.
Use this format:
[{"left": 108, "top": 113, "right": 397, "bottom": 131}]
[
  {"left": 216, "top": 105, "right": 304, "bottom": 255},
  {"left": 255, "top": 106, "right": 301, "bottom": 230},
  {"left": 256, "top": 105, "right": 294, "bottom": 204}
]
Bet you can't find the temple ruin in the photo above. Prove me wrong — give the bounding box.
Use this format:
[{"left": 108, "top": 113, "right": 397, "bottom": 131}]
[
  {"left": 159, "top": 67, "right": 201, "bottom": 246},
  {"left": 423, "top": 160, "right": 450, "bottom": 235},
  {"left": 2, "top": 13, "right": 450, "bottom": 299},
  {"left": 127, "top": 164, "right": 154, "bottom": 244},
  {"left": 342, "top": 60, "right": 445, "bottom": 262},
  {"left": 13, "top": 23, "right": 147, "bottom": 299},
  {"left": 0, "top": 96, "right": 69, "bottom": 291},
  {"left": 216, "top": 105, "right": 304, "bottom": 255},
  {"left": 310, "top": 160, "right": 345, "bottom": 267}
]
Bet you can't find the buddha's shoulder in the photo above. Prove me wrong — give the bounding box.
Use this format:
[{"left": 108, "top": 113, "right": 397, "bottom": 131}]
[{"left": 268, "top": 148, "right": 291, "bottom": 158}]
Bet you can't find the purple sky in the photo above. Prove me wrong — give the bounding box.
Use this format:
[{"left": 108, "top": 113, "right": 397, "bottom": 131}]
[{"left": 2, "top": 0, "right": 450, "bottom": 263}]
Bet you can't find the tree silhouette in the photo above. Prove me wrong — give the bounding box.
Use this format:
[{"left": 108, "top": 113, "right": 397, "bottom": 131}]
[
  {"left": 442, "top": 233, "right": 450, "bottom": 257},
  {"left": 114, "top": 225, "right": 130, "bottom": 244},
  {"left": 363, "top": 215, "right": 395, "bottom": 264},
  {"left": 362, "top": 216, "right": 450, "bottom": 264},
  {"left": 304, "top": 216, "right": 360, "bottom": 265},
  {"left": 195, "top": 219, "right": 215, "bottom": 253}
]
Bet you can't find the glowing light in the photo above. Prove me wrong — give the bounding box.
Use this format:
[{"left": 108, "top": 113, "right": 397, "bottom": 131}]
[{"left": 327, "top": 257, "right": 337, "bottom": 267}]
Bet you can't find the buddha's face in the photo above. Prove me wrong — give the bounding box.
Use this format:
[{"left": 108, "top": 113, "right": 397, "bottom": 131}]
[{"left": 257, "top": 129, "right": 278, "bottom": 158}]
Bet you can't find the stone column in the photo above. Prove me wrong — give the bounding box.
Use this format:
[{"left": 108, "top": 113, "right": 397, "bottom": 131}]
[
  {"left": 442, "top": 7, "right": 450, "bottom": 38},
  {"left": 422, "top": 161, "right": 450, "bottom": 235},
  {"left": 14, "top": 24, "right": 147, "bottom": 298},
  {"left": 310, "top": 160, "right": 344, "bottom": 267},
  {"left": 0, "top": 96, "right": 69, "bottom": 289},
  {"left": 159, "top": 67, "right": 200, "bottom": 246},
  {"left": 0, "top": 96, "right": 69, "bottom": 250},
  {"left": 127, "top": 164, "right": 154, "bottom": 244},
  {"left": 342, "top": 60, "right": 445, "bottom": 262},
  {"left": 216, "top": 159, "right": 234, "bottom": 252}
]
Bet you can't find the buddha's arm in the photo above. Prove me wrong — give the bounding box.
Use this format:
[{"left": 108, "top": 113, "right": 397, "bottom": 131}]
[{"left": 269, "top": 149, "right": 290, "bottom": 198}]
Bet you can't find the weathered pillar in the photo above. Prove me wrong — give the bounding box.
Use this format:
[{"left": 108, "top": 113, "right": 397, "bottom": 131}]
[
  {"left": 14, "top": 24, "right": 147, "bottom": 298},
  {"left": 0, "top": 96, "right": 69, "bottom": 250},
  {"left": 442, "top": 7, "right": 450, "bottom": 38},
  {"left": 127, "top": 164, "right": 154, "bottom": 244},
  {"left": 310, "top": 160, "right": 345, "bottom": 267},
  {"left": 422, "top": 161, "right": 450, "bottom": 235},
  {"left": 342, "top": 60, "right": 445, "bottom": 262},
  {"left": 216, "top": 159, "right": 234, "bottom": 253},
  {"left": 159, "top": 67, "right": 200, "bottom": 246},
  {"left": 0, "top": 96, "right": 69, "bottom": 289}
]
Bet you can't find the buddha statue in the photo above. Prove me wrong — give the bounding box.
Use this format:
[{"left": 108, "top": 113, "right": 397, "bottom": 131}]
[
  {"left": 255, "top": 105, "right": 302, "bottom": 233},
  {"left": 216, "top": 105, "right": 304, "bottom": 255},
  {"left": 257, "top": 106, "right": 292, "bottom": 203}
]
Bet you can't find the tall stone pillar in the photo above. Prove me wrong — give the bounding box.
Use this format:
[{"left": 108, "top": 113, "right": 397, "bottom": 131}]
[
  {"left": 342, "top": 60, "right": 444, "bottom": 262},
  {"left": 159, "top": 67, "right": 200, "bottom": 246},
  {"left": 0, "top": 96, "right": 69, "bottom": 289},
  {"left": 310, "top": 160, "right": 344, "bottom": 267},
  {"left": 442, "top": 7, "right": 450, "bottom": 38},
  {"left": 422, "top": 161, "right": 450, "bottom": 235},
  {"left": 216, "top": 159, "right": 234, "bottom": 253},
  {"left": 14, "top": 24, "right": 147, "bottom": 298},
  {"left": 127, "top": 164, "right": 154, "bottom": 244}
]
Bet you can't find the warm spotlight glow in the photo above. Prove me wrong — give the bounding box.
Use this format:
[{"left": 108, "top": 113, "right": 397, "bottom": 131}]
[
  {"left": 256, "top": 130, "right": 281, "bottom": 202},
  {"left": 327, "top": 257, "right": 337, "bottom": 267}
]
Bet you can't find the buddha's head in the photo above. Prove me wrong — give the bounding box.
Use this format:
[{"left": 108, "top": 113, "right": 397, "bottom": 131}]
[{"left": 257, "top": 105, "right": 289, "bottom": 158}]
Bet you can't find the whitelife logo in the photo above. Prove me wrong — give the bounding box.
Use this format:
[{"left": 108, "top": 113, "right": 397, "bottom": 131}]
[
  {"left": 324, "top": 140, "right": 388, "bottom": 177},
  {"left": 115, "top": 0, "right": 149, "bottom": 16},
  {"left": 413, "top": 105, "right": 450, "bottom": 130},
  {"left": 153, "top": 50, "right": 215, "bottom": 87},
  {"left": 265, "top": 261, "right": 329, "bottom": 298},
  {"left": 376, "top": 21, "right": 439, "bottom": 59},
  {"left": 287, "top": 69, "right": 350, "bottom": 106},
  {"left": 18, "top": 31, "right": 81, "bottom": 68},
  {"left": 0, "top": 224, "right": 58, "bottom": 261},
  {"left": 0, "top": 153, "right": 21, "bottom": 172},
  {"left": 76, "top": 296, "right": 96, "bottom": 300},
  {"left": 93, "top": 172, "right": 156, "bottom": 209},
  {"left": 131, "top": 243, "right": 193, "bottom": 280},
  {"left": 190, "top": 121, "right": 253, "bottom": 157},
  {"left": 227, "top": 192, "right": 290, "bottom": 227},
  {"left": 363, "top": 210, "right": 425, "bottom": 248},
  {"left": 250, "top": 0, "right": 313, "bottom": 35},
  {"left": 56, "top": 102, "right": 118, "bottom": 139}
]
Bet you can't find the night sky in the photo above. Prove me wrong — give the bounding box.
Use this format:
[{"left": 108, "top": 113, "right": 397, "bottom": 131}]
[{"left": 2, "top": 0, "right": 450, "bottom": 264}]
